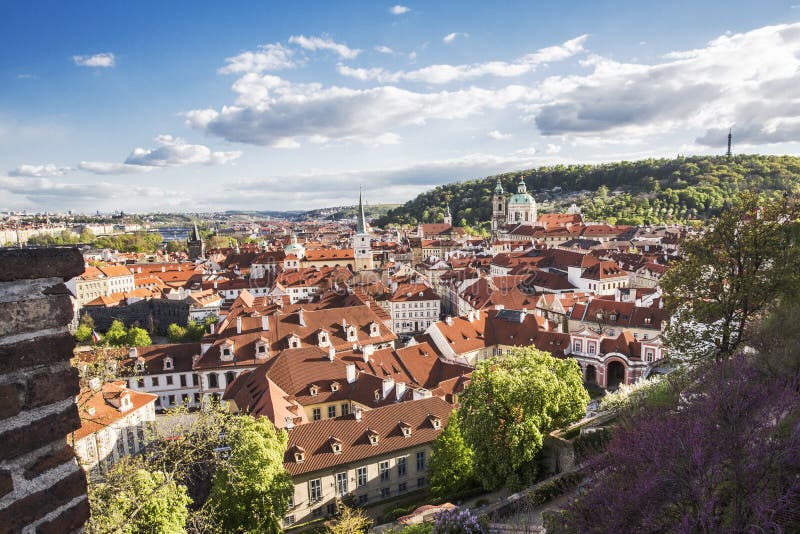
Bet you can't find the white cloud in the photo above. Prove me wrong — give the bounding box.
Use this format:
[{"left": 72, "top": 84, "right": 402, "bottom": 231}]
[
  {"left": 374, "top": 132, "right": 402, "bottom": 145},
  {"left": 17, "top": 73, "right": 34, "bottom": 79},
  {"left": 546, "top": 143, "right": 561, "bottom": 154},
  {"left": 530, "top": 23, "right": 800, "bottom": 147},
  {"left": 488, "top": 130, "right": 512, "bottom": 140},
  {"left": 288, "top": 35, "right": 361, "bottom": 59},
  {"left": 390, "top": 5, "right": 410, "bottom": 15},
  {"left": 9, "top": 164, "right": 70, "bottom": 177},
  {"left": 443, "top": 32, "right": 468, "bottom": 44},
  {"left": 337, "top": 35, "right": 588, "bottom": 84},
  {"left": 218, "top": 43, "right": 295, "bottom": 74},
  {"left": 78, "top": 162, "right": 156, "bottom": 175},
  {"left": 186, "top": 73, "right": 532, "bottom": 146},
  {"left": 72, "top": 53, "right": 115, "bottom": 67},
  {"left": 78, "top": 135, "right": 241, "bottom": 175},
  {"left": 375, "top": 45, "right": 395, "bottom": 54}
]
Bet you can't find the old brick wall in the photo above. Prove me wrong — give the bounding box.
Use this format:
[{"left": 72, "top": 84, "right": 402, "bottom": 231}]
[{"left": 0, "top": 248, "right": 89, "bottom": 533}]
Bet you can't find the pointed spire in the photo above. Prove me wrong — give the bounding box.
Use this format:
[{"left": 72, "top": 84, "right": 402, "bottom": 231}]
[
  {"left": 494, "top": 178, "right": 504, "bottom": 195},
  {"left": 191, "top": 222, "right": 201, "bottom": 241},
  {"left": 357, "top": 187, "right": 368, "bottom": 234}
]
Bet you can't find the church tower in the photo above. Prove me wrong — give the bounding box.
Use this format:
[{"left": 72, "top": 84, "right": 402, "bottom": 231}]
[
  {"left": 491, "top": 179, "right": 506, "bottom": 232},
  {"left": 507, "top": 178, "right": 537, "bottom": 225},
  {"left": 187, "top": 223, "right": 205, "bottom": 260},
  {"left": 443, "top": 205, "right": 453, "bottom": 226},
  {"left": 352, "top": 190, "right": 374, "bottom": 271}
]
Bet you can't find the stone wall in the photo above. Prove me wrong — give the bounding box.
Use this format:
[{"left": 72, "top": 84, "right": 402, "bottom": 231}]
[
  {"left": 0, "top": 248, "right": 89, "bottom": 533},
  {"left": 83, "top": 298, "right": 189, "bottom": 334}
]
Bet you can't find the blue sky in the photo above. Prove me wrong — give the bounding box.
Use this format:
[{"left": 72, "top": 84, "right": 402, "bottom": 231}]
[{"left": 2, "top": 0, "right": 800, "bottom": 213}]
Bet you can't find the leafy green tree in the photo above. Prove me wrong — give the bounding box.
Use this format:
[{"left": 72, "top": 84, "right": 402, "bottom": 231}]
[
  {"left": 126, "top": 327, "right": 152, "bottom": 347},
  {"left": 167, "top": 323, "right": 188, "bottom": 343},
  {"left": 75, "top": 324, "right": 93, "bottom": 343},
  {"left": 165, "top": 240, "right": 187, "bottom": 253},
  {"left": 208, "top": 415, "right": 293, "bottom": 533},
  {"left": 662, "top": 192, "right": 800, "bottom": 361},
  {"left": 326, "top": 502, "right": 373, "bottom": 534},
  {"left": 459, "top": 347, "right": 589, "bottom": 490},
  {"left": 87, "top": 459, "right": 191, "bottom": 534},
  {"left": 79, "top": 311, "right": 96, "bottom": 330},
  {"left": 104, "top": 320, "right": 128, "bottom": 347},
  {"left": 428, "top": 411, "right": 476, "bottom": 500}
]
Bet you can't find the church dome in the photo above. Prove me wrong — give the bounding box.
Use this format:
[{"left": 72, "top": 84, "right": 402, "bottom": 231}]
[
  {"left": 508, "top": 192, "right": 536, "bottom": 205},
  {"left": 284, "top": 234, "right": 305, "bottom": 257}
]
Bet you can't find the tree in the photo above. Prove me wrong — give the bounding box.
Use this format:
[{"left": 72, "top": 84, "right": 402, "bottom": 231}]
[
  {"left": 104, "top": 320, "right": 128, "bottom": 347},
  {"left": 661, "top": 192, "right": 800, "bottom": 360},
  {"left": 207, "top": 414, "right": 293, "bottom": 533},
  {"left": 459, "top": 347, "right": 589, "bottom": 490},
  {"left": 428, "top": 411, "right": 476, "bottom": 500},
  {"left": 326, "top": 502, "right": 373, "bottom": 534},
  {"left": 167, "top": 323, "right": 188, "bottom": 343},
  {"left": 75, "top": 323, "right": 93, "bottom": 343},
  {"left": 165, "top": 240, "right": 187, "bottom": 253},
  {"left": 79, "top": 311, "right": 96, "bottom": 330},
  {"left": 87, "top": 459, "right": 191, "bottom": 534},
  {"left": 126, "top": 327, "right": 152, "bottom": 347}
]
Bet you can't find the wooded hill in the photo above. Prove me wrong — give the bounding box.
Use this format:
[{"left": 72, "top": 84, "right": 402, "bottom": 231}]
[{"left": 375, "top": 155, "right": 800, "bottom": 230}]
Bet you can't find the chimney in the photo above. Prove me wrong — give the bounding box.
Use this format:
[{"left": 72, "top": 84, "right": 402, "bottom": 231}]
[
  {"left": 467, "top": 310, "right": 475, "bottom": 323},
  {"left": 209, "top": 323, "right": 215, "bottom": 335},
  {"left": 137, "top": 266, "right": 141, "bottom": 273},
  {"left": 382, "top": 377, "right": 395, "bottom": 399},
  {"left": 346, "top": 363, "right": 357, "bottom": 384},
  {"left": 298, "top": 308, "right": 306, "bottom": 327},
  {"left": 475, "top": 309, "right": 481, "bottom": 320},
  {"left": 129, "top": 347, "right": 138, "bottom": 359},
  {"left": 328, "top": 346, "right": 335, "bottom": 362},
  {"left": 89, "top": 377, "right": 101, "bottom": 391},
  {"left": 395, "top": 381, "right": 406, "bottom": 401},
  {"left": 362, "top": 344, "right": 375, "bottom": 362},
  {"left": 445, "top": 316, "right": 453, "bottom": 326},
  {"left": 161, "top": 266, "right": 166, "bottom": 272},
  {"left": 353, "top": 405, "right": 363, "bottom": 421},
  {"left": 213, "top": 281, "right": 218, "bottom": 289},
  {"left": 557, "top": 321, "right": 563, "bottom": 333},
  {"left": 236, "top": 316, "right": 242, "bottom": 334}
]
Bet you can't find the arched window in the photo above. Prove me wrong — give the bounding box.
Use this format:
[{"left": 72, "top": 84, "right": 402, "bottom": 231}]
[
  {"left": 208, "top": 373, "right": 219, "bottom": 389},
  {"left": 225, "top": 371, "right": 236, "bottom": 387}
]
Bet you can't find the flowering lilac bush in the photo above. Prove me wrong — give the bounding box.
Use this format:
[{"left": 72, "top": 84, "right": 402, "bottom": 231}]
[
  {"left": 432, "top": 507, "right": 486, "bottom": 534},
  {"left": 564, "top": 355, "right": 800, "bottom": 533}
]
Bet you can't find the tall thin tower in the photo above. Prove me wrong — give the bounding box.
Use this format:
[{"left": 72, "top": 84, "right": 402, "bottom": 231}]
[{"left": 726, "top": 128, "right": 732, "bottom": 157}]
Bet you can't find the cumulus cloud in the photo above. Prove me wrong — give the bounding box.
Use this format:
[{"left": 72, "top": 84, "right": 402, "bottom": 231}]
[
  {"left": 529, "top": 23, "right": 800, "bottom": 147},
  {"left": 374, "top": 45, "right": 395, "bottom": 54},
  {"left": 488, "top": 130, "right": 512, "bottom": 140},
  {"left": 218, "top": 43, "right": 295, "bottom": 74},
  {"left": 78, "top": 135, "right": 241, "bottom": 175},
  {"left": 72, "top": 53, "right": 115, "bottom": 67},
  {"left": 443, "top": 32, "right": 468, "bottom": 44},
  {"left": 288, "top": 35, "right": 361, "bottom": 59},
  {"left": 390, "top": 5, "right": 410, "bottom": 15},
  {"left": 9, "top": 164, "right": 70, "bottom": 177},
  {"left": 337, "top": 35, "right": 588, "bottom": 84},
  {"left": 185, "top": 74, "right": 531, "bottom": 146}
]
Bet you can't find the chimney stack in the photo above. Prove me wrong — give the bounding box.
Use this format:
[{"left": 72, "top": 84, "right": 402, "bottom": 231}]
[
  {"left": 129, "top": 347, "right": 138, "bottom": 359},
  {"left": 209, "top": 323, "right": 215, "bottom": 335},
  {"left": 354, "top": 405, "right": 362, "bottom": 421},
  {"left": 346, "top": 363, "right": 357, "bottom": 384},
  {"left": 262, "top": 315, "right": 269, "bottom": 331},
  {"left": 328, "top": 346, "right": 336, "bottom": 362},
  {"left": 382, "top": 377, "right": 395, "bottom": 399},
  {"left": 298, "top": 308, "right": 306, "bottom": 327},
  {"left": 395, "top": 381, "right": 406, "bottom": 401},
  {"left": 236, "top": 316, "right": 242, "bottom": 334}
]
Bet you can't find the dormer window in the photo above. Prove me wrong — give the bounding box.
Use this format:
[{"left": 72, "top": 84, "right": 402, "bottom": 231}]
[
  {"left": 310, "top": 384, "right": 319, "bottom": 397},
  {"left": 369, "top": 322, "right": 379, "bottom": 337},
  {"left": 220, "top": 340, "right": 234, "bottom": 361},
  {"left": 163, "top": 357, "right": 173, "bottom": 371},
  {"left": 609, "top": 313, "right": 618, "bottom": 321},
  {"left": 644, "top": 316, "right": 652, "bottom": 325},
  {"left": 331, "top": 382, "right": 340, "bottom": 392},
  {"left": 293, "top": 449, "right": 305, "bottom": 463},
  {"left": 374, "top": 389, "right": 381, "bottom": 401},
  {"left": 135, "top": 361, "right": 144, "bottom": 373},
  {"left": 346, "top": 326, "right": 357, "bottom": 342},
  {"left": 595, "top": 312, "right": 604, "bottom": 320},
  {"left": 330, "top": 437, "right": 342, "bottom": 454},
  {"left": 288, "top": 334, "right": 301, "bottom": 349},
  {"left": 255, "top": 340, "right": 270, "bottom": 360},
  {"left": 367, "top": 429, "right": 379, "bottom": 446},
  {"left": 120, "top": 393, "right": 132, "bottom": 412},
  {"left": 399, "top": 422, "right": 412, "bottom": 437},
  {"left": 428, "top": 415, "right": 442, "bottom": 430},
  {"left": 317, "top": 330, "right": 329, "bottom": 347}
]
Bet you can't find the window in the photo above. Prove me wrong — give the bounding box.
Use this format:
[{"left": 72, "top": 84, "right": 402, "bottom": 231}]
[
  {"left": 208, "top": 373, "right": 218, "bottom": 389},
  {"left": 312, "top": 507, "right": 323, "bottom": 518},
  {"left": 416, "top": 451, "right": 426, "bottom": 471},
  {"left": 380, "top": 460, "right": 390, "bottom": 482},
  {"left": 312, "top": 408, "right": 321, "bottom": 421},
  {"left": 336, "top": 472, "right": 348, "bottom": 496},
  {"left": 166, "top": 375, "right": 173, "bottom": 385},
  {"left": 357, "top": 466, "right": 367, "bottom": 487},
  {"left": 192, "top": 374, "right": 199, "bottom": 386},
  {"left": 358, "top": 494, "right": 368, "bottom": 505},
  {"left": 380, "top": 487, "right": 390, "bottom": 499},
  {"left": 328, "top": 405, "right": 336, "bottom": 419},
  {"left": 573, "top": 341, "right": 582, "bottom": 353},
  {"left": 327, "top": 502, "right": 337, "bottom": 516},
  {"left": 284, "top": 516, "right": 295, "bottom": 527},
  {"left": 287, "top": 494, "right": 294, "bottom": 508},
  {"left": 168, "top": 394, "right": 176, "bottom": 405},
  {"left": 341, "top": 403, "right": 349, "bottom": 416},
  {"left": 588, "top": 343, "right": 596, "bottom": 355},
  {"left": 225, "top": 371, "right": 235, "bottom": 387},
  {"left": 417, "top": 477, "right": 426, "bottom": 488},
  {"left": 309, "top": 478, "right": 322, "bottom": 502},
  {"left": 180, "top": 374, "right": 187, "bottom": 387},
  {"left": 397, "top": 456, "right": 407, "bottom": 476},
  {"left": 399, "top": 482, "right": 407, "bottom": 493},
  {"left": 182, "top": 394, "right": 189, "bottom": 405},
  {"left": 194, "top": 393, "right": 201, "bottom": 404},
  {"left": 646, "top": 349, "right": 655, "bottom": 362},
  {"left": 152, "top": 376, "right": 159, "bottom": 387},
  {"left": 116, "top": 434, "right": 125, "bottom": 458},
  {"left": 136, "top": 378, "right": 144, "bottom": 388},
  {"left": 126, "top": 428, "right": 136, "bottom": 453}
]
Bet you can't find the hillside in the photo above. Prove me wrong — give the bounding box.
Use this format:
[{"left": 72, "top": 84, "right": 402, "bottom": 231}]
[{"left": 375, "top": 155, "right": 800, "bottom": 229}]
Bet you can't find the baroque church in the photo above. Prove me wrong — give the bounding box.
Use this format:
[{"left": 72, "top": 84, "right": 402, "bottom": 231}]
[{"left": 492, "top": 177, "right": 538, "bottom": 231}]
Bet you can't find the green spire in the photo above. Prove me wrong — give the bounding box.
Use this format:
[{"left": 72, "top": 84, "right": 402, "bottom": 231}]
[
  {"left": 494, "top": 178, "right": 504, "bottom": 195},
  {"left": 357, "top": 188, "right": 367, "bottom": 234}
]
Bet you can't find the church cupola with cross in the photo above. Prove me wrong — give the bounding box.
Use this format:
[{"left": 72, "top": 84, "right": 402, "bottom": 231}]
[{"left": 491, "top": 178, "right": 507, "bottom": 232}]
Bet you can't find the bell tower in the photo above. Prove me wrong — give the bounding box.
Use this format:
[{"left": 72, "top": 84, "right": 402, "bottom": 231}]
[
  {"left": 491, "top": 179, "right": 506, "bottom": 232},
  {"left": 353, "top": 189, "right": 374, "bottom": 271}
]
